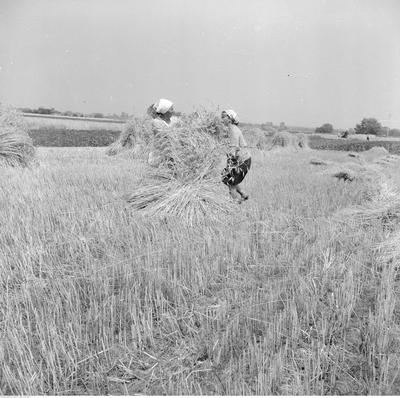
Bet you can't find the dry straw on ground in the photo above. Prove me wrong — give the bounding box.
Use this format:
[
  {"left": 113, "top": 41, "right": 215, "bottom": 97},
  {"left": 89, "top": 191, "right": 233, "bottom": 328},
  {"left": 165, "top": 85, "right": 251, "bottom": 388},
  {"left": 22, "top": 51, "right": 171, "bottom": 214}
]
[
  {"left": 377, "top": 228, "right": 400, "bottom": 264},
  {"left": 333, "top": 158, "right": 400, "bottom": 225},
  {"left": 124, "top": 109, "right": 236, "bottom": 224},
  {"left": 342, "top": 177, "right": 400, "bottom": 224},
  {"left": 0, "top": 105, "right": 35, "bottom": 167},
  {"left": 332, "top": 163, "right": 387, "bottom": 203}
]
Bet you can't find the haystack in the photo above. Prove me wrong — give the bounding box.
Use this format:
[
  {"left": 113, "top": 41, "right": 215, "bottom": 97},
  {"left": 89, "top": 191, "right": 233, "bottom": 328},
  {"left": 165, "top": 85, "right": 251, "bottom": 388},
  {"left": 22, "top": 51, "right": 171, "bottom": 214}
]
[
  {"left": 0, "top": 105, "right": 35, "bottom": 167},
  {"left": 270, "top": 131, "right": 309, "bottom": 151},
  {"left": 124, "top": 109, "right": 235, "bottom": 225},
  {"left": 360, "top": 146, "right": 389, "bottom": 163},
  {"left": 106, "top": 116, "right": 153, "bottom": 157},
  {"left": 125, "top": 176, "right": 233, "bottom": 226},
  {"left": 242, "top": 127, "right": 270, "bottom": 150}
]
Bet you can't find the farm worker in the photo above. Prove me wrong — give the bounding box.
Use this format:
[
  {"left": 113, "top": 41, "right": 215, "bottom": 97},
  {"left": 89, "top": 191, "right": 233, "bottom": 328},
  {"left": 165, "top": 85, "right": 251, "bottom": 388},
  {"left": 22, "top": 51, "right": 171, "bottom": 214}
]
[
  {"left": 221, "top": 109, "right": 251, "bottom": 203},
  {"left": 147, "top": 98, "right": 178, "bottom": 167}
]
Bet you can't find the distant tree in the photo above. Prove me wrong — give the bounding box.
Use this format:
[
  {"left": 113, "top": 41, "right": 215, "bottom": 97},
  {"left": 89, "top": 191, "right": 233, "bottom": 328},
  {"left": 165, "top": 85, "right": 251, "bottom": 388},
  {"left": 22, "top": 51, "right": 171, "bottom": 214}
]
[
  {"left": 120, "top": 112, "right": 130, "bottom": 120},
  {"left": 315, "top": 123, "right": 333, "bottom": 134},
  {"left": 36, "top": 107, "right": 55, "bottom": 114},
  {"left": 278, "top": 122, "right": 287, "bottom": 131},
  {"left": 20, "top": 107, "right": 33, "bottom": 113},
  {"left": 389, "top": 128, "right": 400, "bottom": 137},
  {"left": 379, "top": 126, "right": 390, "bottom": 137},
  {"left": 90, "top": 113, "right": 104, "bottom": 118},
  {"left": 354, "top": 118, "right": 382, "bottom": 136}
]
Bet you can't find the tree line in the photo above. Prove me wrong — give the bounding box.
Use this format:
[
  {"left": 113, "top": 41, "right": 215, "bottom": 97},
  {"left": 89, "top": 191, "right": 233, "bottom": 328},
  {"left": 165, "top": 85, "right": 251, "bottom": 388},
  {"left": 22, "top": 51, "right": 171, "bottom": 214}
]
[
  {"left": 19, "top": 107, "right": 132, "bottom": 120},
  {"left": 315, "top": 118, "right": 400, "bottom": 137}
]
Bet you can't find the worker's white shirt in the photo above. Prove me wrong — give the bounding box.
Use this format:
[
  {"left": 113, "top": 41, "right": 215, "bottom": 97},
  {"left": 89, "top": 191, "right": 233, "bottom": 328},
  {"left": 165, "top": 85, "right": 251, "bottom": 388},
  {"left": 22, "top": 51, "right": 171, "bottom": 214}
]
[{"left": 228, "top": 124, "right": 251, "bottom": 160}]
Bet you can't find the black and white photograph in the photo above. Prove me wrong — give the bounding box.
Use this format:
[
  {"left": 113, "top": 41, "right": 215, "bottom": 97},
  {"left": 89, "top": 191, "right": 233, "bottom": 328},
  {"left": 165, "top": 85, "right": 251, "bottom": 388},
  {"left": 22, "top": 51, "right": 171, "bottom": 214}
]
[{"left": 1, "top": 0, "right": 400, "bottom": 395}]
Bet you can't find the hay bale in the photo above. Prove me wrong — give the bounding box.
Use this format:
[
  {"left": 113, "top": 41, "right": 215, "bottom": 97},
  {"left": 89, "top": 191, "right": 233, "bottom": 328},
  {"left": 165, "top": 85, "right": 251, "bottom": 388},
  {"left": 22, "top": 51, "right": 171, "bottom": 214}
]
[
  {"left": 365, "top": 146, "right": 388, "bottom": 156},
  {"left": 0, "top": 105, "right": 35, "bottom": 167},
  {"left": 151, "top": 114, "right": 226, "bottom": 182},
  {"left": 124, "top": 177, "right": 235, "bottom": 226},
  {"left": 270, "top": 131, "right": 309, "bottom": 151},
  {"left": 360, "top": 146, "right": 389, "bottom": 163},
  {"left": 106, "top": 116, "right": 153, "bottom": 156},
  {"left": 271, "top": 131, "right": 296, "bottom": 148},
  {"left": 125, "top": 109, "right": 235, "bottom": 224},
  {"left": 179, "top": 108, "right": 228, "bottom": 139},
  {"left": 241, "top": 126, "right": 270, "bottom": 149}
]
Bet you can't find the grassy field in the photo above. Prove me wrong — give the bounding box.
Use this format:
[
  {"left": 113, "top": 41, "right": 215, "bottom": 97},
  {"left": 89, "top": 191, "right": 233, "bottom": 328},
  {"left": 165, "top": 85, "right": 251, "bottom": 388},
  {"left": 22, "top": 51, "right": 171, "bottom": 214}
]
[{"left": 1, "top": 147, "right": 400, "bottom": 394}]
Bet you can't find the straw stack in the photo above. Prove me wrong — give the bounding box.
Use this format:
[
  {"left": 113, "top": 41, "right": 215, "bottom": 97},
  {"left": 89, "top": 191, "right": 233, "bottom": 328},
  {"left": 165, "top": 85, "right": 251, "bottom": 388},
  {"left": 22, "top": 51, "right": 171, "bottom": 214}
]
[
  {"left": 124, "top": 109, "right": 236, "bottom": 225},
  {"left": 0, "top": 105, "right": 35, "bottom": 167},
  {"left": 270, "top": 131, "right": 309, "bottom": 151},
  {"left": 105, "top": 116, "right": 153, "bottom": 157}
]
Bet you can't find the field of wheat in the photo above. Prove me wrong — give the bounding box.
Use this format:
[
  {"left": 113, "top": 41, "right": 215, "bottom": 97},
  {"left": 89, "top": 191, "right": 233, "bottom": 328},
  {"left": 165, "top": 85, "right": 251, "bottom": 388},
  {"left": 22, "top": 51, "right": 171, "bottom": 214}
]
[{"left": 1, "top": 146, "right": 400, "bottom": 395}]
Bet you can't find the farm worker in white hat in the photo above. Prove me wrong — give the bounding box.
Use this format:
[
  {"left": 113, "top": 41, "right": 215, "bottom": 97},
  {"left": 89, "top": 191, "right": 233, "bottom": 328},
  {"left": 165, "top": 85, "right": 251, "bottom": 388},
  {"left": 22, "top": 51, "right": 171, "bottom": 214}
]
[
  {"left": 147, "top": 98, "right": 179, "bottom": 167},
  {"left": 221, "top": 109, "right": 251, "bottom": 203}
]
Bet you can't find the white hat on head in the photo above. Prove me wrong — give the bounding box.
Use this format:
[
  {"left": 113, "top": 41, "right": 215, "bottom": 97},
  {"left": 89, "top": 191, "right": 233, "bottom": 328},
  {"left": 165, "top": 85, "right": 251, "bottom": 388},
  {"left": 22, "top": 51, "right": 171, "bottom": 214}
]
[
  {"left": 223, "top": 109, "right": 239, "bottom": 124},
  {"left": 154, "top": 98, "right": 174, "bottom": 114}
]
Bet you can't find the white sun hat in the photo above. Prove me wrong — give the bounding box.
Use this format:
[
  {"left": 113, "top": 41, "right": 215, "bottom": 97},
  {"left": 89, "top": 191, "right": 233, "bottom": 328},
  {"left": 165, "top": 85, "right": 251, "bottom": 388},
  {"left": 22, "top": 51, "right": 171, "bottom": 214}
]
[
  {"left": 223, "top": 109, "right": 239, "bottom": 124},
  {"left": 154, "top": 98, "right": 174, "bottom": 114}
]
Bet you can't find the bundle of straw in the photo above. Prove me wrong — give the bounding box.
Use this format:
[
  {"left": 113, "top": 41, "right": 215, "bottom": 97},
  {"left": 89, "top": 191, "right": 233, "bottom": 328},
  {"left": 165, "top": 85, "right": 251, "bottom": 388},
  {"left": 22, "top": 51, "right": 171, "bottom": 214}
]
[
  {"left": 0, "top": 105, "right": 35, "bottom": 167},
  {"left": 125, "top": 109, "right": 237, "bottom": 224},
  {"left": 270, "top": 131, "right": 308, "bottom": 150},
  {"left": 124, "top": 176, "right": 234, "bottom": 226},
  {"left": 106, "top": 116, "right": 153, "bottom": 156},
  {"left": 151, "top": 118, "right": 225, "bottom": 182}
]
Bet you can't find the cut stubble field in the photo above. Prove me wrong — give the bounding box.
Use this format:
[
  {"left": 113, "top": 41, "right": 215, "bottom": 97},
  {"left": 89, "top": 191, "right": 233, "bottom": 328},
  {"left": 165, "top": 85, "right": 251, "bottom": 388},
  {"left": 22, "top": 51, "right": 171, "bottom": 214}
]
[{"left": 1, "top": 147, "right": 400, "bottom": 394}]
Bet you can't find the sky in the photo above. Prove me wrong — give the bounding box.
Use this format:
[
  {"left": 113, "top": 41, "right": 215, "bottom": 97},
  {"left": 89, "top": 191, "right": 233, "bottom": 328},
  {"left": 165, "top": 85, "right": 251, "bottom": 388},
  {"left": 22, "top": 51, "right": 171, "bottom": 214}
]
[{"left": 0, "top": 0, "right": 399, "bottom": 128}]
